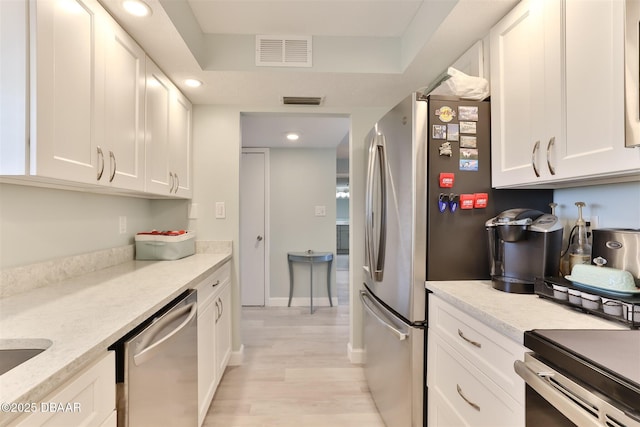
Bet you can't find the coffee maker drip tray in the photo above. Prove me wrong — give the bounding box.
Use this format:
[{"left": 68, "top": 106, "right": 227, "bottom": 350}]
[{"left": 492, "top": 276, "right": 534, "bottom": 294}]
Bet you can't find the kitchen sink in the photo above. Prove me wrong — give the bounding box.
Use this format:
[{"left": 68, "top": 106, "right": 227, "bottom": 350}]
[{"left": 0, "top": 339, "right": 52, "bottom": 375}]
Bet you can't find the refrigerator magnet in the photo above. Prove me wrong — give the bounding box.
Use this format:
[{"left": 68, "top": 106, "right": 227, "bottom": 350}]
[
  {"left": 447, "top": 124, "right": 459, "bottom": 141},
  {"left": 459, "top": 121, "right": 477, "bottom": 134},
  {"left": 474, "top": 193, "right": 488, "bottom": 208},
  {"left": 458, "top": 106, "right": 479, "bottom": 121},
  {"left": 460, "top": 194, "right": 475, "bottom": 209},
  {"left": 435, "top": 106, "right": 456, "bottom": 123},
  {"left": 432, "top": 125, "right": 446, "bottom": 139},
  {"left": 460, "top": 135, "right": 477, "bottom": 148},
  {"left": 438, "top": 141, "right": 453, "bottom": 157},
  {"left": 459, "top": 149, "right": 478, "bottom": 171},
  {"left": 439, "top": 172, "right": 455, "bottom": 187}
]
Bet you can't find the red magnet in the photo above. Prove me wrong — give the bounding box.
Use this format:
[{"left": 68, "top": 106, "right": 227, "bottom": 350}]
[
  {"left": 439, "top": 173, "right": 455, "bottom": 188},
  {"left": 474, "top": 193, "right": 488, "bottom": 208},
  {"left": 460, "top": 194, "right": 475, "bottom": 210}
]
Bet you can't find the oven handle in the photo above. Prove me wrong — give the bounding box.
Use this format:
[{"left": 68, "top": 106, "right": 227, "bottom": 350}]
[{"left": 515, "top": 357, "right": 640, "bottom": 427}]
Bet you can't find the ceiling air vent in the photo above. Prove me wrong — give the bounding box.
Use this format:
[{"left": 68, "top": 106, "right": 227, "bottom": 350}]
[
  {"left": 282, "top": 96, "right": 323, "bottom": 106},
  {"left": 256, "top": 35, "right": 312, "bottom": 67}
]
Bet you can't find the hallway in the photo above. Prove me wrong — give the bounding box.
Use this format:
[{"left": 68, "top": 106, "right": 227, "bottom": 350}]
[{"left": 203, "top": 304, "right": 384, "bottom": 426}]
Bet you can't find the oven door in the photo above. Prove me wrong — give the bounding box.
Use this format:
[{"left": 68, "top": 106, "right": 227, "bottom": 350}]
[{"left": 515, "top": 353, "right": 640, "bottom": 427}]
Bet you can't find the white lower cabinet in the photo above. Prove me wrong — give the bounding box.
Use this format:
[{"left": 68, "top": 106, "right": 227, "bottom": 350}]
[
  {"left": 428, "top": 296, "right": 526, "bottom": 427},
  {"left": 196, "top": 262, "right": 232, "bottom": 426},
  {"left": 12, "top": 352, "right": 116, "bottom": 427}
]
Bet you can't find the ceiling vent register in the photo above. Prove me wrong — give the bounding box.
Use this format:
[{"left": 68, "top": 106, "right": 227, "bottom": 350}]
[
  {"left": 282, "top": 96, "right": 323, "bottom": 106},
  {"left": 256, "top": 35, "right": 312, "bottom": 67}
]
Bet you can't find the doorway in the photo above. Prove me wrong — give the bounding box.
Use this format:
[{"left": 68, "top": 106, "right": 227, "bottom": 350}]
[
  {"left": 240, "top": 149, "right": 269, "bottom": 306},
  {"left": 239, "top": 113, "right": 349, "bottom": 308}
]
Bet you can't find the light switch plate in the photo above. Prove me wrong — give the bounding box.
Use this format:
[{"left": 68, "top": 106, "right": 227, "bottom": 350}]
[
  {"left": 215, "top": 202, "right": 226, "bottom": 219},
  {"left": 315, "top": 205, "right": 326, "bottom": 217}
]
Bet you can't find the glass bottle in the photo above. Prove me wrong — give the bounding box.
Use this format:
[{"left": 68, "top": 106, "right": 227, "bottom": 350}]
[{"left": 568, "top": 202, "right": 592, "bottom": 271}]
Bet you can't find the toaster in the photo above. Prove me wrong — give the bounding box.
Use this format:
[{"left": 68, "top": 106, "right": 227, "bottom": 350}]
[{"left": 591, "top": 228, "right": 640, "bottom": 282}]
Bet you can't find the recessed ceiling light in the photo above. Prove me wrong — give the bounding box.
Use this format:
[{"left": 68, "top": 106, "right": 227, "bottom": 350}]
[
  {"left": 286, "top": 133, "right": 300, "bottom": 141},
  {"left": 122, "top": 0, "right": 152, "bottom": 17},
  {"left": 184, "top": 79, "right": 203, "bottom": 88}
]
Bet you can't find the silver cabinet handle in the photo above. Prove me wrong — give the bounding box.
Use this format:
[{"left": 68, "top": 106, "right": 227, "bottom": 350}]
[
  {"left": 365, "top": 132, "right": 387, "bottom": 282},
  {"left": 359, "top": 290, "right": 408, "bottom": 341},
  {"left": 215, "top": 299, "right": 221, "bottom": 322},
  {"left": 458, "top": 329, "right": 482, "bottom": 348},
  {"left": 456, "top": 384, "right": 480, "bottom": 411},
  {"left": 546, "top": 136, "right": 556, "bottom": 175},
  {"left": 169, "top": 172, "right": 175, "bottom": 193},
  {"left": 109, "top": 151, "right": 116, "bottom": 182},
  {"left": 97, "top": 147, "right": 105, "bottom": 180},
  {"left": 218, "top": 297, "right": 223, "bottom": 321},
  {"left": 174, "top": 173, "right": 180, "bottom": 193},
  {"left": 257, "top": 235, "right": 263, "bottom": 241},
  {"left": 211, "top": 279, "right": 220, "bottom": 288},
  {"left": 133, "top": 302, "right": 197, "bottom": 366},
  {"left": 532, "top": 140, "right": 541, "bottom": 177}
]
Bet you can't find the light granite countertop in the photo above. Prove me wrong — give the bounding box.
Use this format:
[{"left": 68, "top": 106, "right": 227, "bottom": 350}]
[
  {"left": 0, "top": 252, "right": 231, "bottom": 426},
  {"left": 426, "top": 280, "right": 626, "bottom": 345}
]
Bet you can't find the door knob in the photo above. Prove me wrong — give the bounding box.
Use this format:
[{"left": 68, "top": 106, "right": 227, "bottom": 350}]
[{"left": 257, "top": 235, "right": 263, "bottom": 241}]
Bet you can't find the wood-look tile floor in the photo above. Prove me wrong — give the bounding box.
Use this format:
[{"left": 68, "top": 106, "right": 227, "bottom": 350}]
[{"left": 203, "top": 305, "right": 385, "bottom": 427}]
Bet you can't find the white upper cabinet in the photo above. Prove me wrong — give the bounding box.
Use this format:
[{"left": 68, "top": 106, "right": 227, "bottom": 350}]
[
  {"left": 1, "top": 0, "right": 192, "bottom": 198},
  {"left": 490, "top": 0, "right": 640, "bottom": 188},
  {"left": 145, "top": 57, "right": 193, "bottom": 198},
  {"left": 102, "top": 15, "right": 146, "bottom": 191},
  {"left": 30, "top": 0, "right": 106, "bottom": 184}
]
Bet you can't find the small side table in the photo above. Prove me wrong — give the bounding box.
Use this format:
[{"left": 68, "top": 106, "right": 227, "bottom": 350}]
[{"left": 287, "top": 251, "right": 333, "bottom": 314}]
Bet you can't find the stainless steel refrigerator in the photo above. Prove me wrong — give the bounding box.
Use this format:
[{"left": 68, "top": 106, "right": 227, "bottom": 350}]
[{"left": 361, "top": 93, "right": 552, "bottom": 427}]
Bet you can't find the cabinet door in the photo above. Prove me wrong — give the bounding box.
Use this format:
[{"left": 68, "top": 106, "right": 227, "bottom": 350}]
[
  {"left": 490, "top": 0, "right": 548, "bottom": 187},
  {"left": 197, "top": 295, "right": 217, "bottom": 426},
  {"left": 558, "top": 0, "right": 638, "bottom": 179},
  {"left": 144, "top": 58, "right": 172, "bottom": 194},
  {"left": 103, "top": 18, "right": 145, "bottom": 190},
  {"left": 32, "top": 0, "right": 105, "bottom": 183},
  {"left": 14, "top": 352, "right": 115, "bottom": 427},
  {"left": 169, "top": 91, "right": 193, "bottom": 197},
  {"left": 215, "top": 282, "right": 232, "bottom": 384}
]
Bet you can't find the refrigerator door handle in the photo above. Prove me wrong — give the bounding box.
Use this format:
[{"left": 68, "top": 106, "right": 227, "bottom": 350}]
[
  {"left": 360, "top": 290, "right": 408, "bottom": 341},
  {"left": 365, "top": 132, "right": 387, "bottom": 282}
]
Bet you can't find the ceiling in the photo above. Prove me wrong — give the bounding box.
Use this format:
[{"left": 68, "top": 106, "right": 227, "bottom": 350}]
[{"left": 99, "top": 0, "right": 518, "bottom": 157}]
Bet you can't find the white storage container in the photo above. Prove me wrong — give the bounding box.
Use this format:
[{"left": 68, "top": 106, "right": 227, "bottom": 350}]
[{"left": 135, "top": 232, "right": 195, "bottom": 260}]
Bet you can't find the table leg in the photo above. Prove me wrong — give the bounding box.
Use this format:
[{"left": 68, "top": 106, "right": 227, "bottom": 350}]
[
  {"left": 310, "top": 261, "right": 314, "bottom": 314},
  {"left": 327, "top": 258, "right": 333, "bottom": 307},
  {"left": 288, "top": 258, "right": 294, "bottom": 307}
]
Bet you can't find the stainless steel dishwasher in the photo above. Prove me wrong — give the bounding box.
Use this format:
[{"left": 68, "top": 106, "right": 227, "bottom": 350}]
[{"left": 112, "top": 289, "right": 198, "bottom": 427}]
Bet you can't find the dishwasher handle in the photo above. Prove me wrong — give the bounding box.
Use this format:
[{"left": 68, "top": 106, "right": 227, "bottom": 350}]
[{"left": 133, "top": 301, "right": 197, "bottom": 366}]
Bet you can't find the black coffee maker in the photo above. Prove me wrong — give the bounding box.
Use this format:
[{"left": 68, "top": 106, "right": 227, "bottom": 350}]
[{"left": 485, "top": 209, "right": 563, "bottom": 293}]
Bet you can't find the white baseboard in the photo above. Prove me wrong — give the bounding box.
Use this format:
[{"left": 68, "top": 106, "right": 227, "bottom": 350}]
[
  {"left": 348, "top": 342, "right": 365, "bottom": 364},
  {"left": 228, "top": 344, "right": 244, "bottom": 366},
  {"left": 269, "top": 297, "right": 338, "bottom": 307}
]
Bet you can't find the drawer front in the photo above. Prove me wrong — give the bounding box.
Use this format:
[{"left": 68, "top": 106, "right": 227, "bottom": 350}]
[
  {"left": 429, "top": 295, "right": 525, "bottom": 402},
  {"left": 195, "top": 261, "right": 230, "bottom": 304},
  {"left": 428, "top": 333, "right": 524, "bottom": 427}
]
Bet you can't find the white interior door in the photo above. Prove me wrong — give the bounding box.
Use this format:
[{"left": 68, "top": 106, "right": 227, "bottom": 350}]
[{"left": 240, "top": 150, "right": 267, "bottom": 306}]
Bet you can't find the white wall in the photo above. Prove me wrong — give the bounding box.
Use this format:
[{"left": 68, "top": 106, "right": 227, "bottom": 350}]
[
  {"left": 0, "top": 183, "right": 189, "bottom": 269},
  {"left": 269, "top": 148, "right": 337, "bottom": 304}
]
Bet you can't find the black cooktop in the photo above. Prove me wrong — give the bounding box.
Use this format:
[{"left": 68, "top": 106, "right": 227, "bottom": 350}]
[{"left": 525, "top": 329, "right": 640, "bottom": 413}]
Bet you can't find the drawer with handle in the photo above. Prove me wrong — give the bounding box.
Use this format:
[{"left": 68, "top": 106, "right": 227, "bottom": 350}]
[
  {"left": 195, "top": 261, "right": 230, "bottom": 304},
  {"left": 429, "top": 295, "right": 526, "bottom": 402},
  {"left": 428, "top": 333, "right": 524, "bottom": 427}
]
